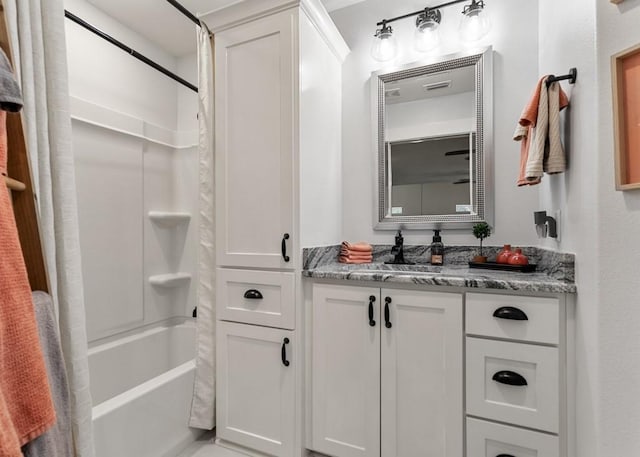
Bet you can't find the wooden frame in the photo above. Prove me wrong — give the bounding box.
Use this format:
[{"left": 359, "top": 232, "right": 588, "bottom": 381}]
[
  {"left": 0, "top": 1, "right": 49, "bottom": 291},
  {"left": 612, "top": 43, "right": 640, "bottom": 191}
]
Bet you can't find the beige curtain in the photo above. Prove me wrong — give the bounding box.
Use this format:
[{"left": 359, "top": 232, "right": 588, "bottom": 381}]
[
  {"left": 4, "top": 0, "right": 95, "bottom": 455},
  {"left": 189, "top": 23, "right": 216, "bottom": 430}
]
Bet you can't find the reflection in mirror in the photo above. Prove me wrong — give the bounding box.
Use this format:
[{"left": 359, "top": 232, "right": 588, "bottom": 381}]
[
  {"left": 389, "top": 133, "right": 475, "bottom": 216},
  {"left": 373, "top": 47, "right": 493, "bottom": 229}
]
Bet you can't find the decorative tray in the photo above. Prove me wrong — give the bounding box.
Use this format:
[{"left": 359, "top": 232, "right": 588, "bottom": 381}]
[{"left": 468, "top": 261, "right": 537, "bottom": 273}]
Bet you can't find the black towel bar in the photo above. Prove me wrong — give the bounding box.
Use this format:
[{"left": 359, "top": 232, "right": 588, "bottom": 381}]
[{"left": 546, "top": 68, "right": 578, "bottom": 87}]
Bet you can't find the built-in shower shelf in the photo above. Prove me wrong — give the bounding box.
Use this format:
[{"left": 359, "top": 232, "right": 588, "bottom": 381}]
[
  {"left": 148, "top": 211, "right": 191, "bottom": 227},
  {"left": 148, "top": 273, "right": 192, "bottom": 288}
]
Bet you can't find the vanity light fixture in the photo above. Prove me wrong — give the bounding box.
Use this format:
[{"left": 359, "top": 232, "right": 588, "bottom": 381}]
[
  {"left": 371, "top": 0, "right": 491, "bottom": 61},
  {"left": 371, "top": 21, "right": 398, "bottom": 62},
  {"left": 414, "top": 8, "right": 442, "bottom": 52},
  {"left": 459, "top": 0, "right": 491, "bottom": 42}
]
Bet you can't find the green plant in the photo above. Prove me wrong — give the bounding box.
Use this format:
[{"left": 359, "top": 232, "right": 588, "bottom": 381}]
[{"left": 472, "top": 222, "right": 492, "bottom": 256}]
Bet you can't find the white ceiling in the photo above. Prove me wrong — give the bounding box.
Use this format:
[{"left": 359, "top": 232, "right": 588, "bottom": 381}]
[
  {"left": 84, "top": 0, "right": 364, "bottom": 57},
  {"left": 385, "top": 65, "right": 475, "bottom": 105}
]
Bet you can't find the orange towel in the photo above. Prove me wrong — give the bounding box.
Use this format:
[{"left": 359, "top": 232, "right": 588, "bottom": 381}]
[
  {"left": 0, "top": 110, "right": 56, "bottom": 456},
  {"left": 341, "top": 241, "right": 373, "bottom": 253},
  {"left": 339, "top": 253, "right": 373, "bottom": 260},
  {"left": 339, "top": 256, "right": 373, "bottom": 264},
  {"left": 514, "top": 76, "right": 569, "bottom": 186}
]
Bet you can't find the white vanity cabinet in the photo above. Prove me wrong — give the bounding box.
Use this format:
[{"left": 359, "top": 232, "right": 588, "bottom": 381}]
[
  {"left": 465, "top": 292, "right": 572, "bottom": 457},
  {"left": 202, "top": 0, "right": 348, "bottom": 455},
  {"left": 310, "top": 283, "right": 463, "bottom": 457}
]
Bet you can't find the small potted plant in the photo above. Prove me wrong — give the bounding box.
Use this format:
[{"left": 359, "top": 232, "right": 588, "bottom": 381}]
[{"left": 472, "top": 222, "right": 492, "bottom": 263}]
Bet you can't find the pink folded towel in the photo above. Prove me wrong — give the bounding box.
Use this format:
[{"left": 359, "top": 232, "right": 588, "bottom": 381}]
[
  {"left": 339, "top": 256, "right": 373, "bottom": 264},
  {"left": 341, "top": 241, "right": 373, "bottom": 253}
]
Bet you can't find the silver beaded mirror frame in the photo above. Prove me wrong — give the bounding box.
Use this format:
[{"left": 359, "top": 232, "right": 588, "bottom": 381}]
[{"left": 372, "top": 46, "right": 493, "bottom": 230}]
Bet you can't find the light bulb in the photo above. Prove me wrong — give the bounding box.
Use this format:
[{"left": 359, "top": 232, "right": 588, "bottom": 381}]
[
  {"left": 460, "top": 0, "right": 491, "bottom": 42},
  {"left": 371, "top": 24, "right": 398, "bottom": 62},
  {"left": 414, "top": 9, "right": 441, "bottom": 53}
]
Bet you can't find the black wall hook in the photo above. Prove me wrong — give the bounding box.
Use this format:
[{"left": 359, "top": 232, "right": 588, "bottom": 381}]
[{"left": 546, "top": 67, "right": 577, "bottom": 87}]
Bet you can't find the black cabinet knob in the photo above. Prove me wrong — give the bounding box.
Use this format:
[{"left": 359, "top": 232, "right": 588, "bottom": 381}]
[
  {"left": 384, "top": 297, "right": 392, "bottom": 328},
  {"left": 281, "top": 337, "right": 290, "bottom": 367},
  {"left": 493, "top": 306, "right": 528, "bottom": 321},
  {"left": 368, "top": 295, "right": 376, "bottom": 327},
  {"left": 243, "top": 289, "right": 263, "bottom": 299},
  {"left": 281, "top": 233, "right": 290, "bottom": 262},
  {"left": 492, "top": 370, "right": 528, "bottom": 386}
]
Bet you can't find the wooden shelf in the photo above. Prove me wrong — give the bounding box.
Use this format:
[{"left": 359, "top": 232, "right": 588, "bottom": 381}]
[
  {"left": 148, "top": 273, "right": 192, "bottom": 288},
  {"left": 148, "top": 211, "right": 191, "bottom": 227},
  {"left": 4, "top": 175, "right": 25, "bottom": 191}
]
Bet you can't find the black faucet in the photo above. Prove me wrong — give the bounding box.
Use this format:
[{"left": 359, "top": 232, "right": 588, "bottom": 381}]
[{"left": 386, "top": 230, "right": 413, "bottom": 265}]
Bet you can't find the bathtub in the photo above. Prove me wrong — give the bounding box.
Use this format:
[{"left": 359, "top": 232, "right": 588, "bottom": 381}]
[{"left": 89, "top": 321, "right": 201, "bottom": 457}]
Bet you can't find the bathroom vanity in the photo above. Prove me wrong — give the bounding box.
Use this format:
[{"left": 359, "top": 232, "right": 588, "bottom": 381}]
[{"left": 303, "top": 253, "right": 576, "bottom": 457}]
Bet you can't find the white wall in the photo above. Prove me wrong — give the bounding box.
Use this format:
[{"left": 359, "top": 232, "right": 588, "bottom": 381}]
[
  {"left": 386, "top": 91, "right": 475, "bottom": 142},
  {"left": 596, "top": 1, "right": 640, "bottom": 455},
  {"left": 537, "top": 2, "right": 600, "bottom": 457},
  {"left": 65, "top": 0, "right": 179, "bottom": 129},
  {"left": 66, "top": 0, "right": 199, "bottom": 341},
  {"left": 331, "top": 0, "right": 540, "bottom": 247}
]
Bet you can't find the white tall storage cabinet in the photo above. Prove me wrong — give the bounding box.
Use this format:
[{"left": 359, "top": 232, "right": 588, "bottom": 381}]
[{"left": 202, "top": 1, "right": 348, "bottom": 456}]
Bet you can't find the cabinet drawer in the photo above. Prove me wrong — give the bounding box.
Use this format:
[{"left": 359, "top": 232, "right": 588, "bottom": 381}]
[
  {"left": 217, "top": 268, "right": 295, "bottom": 329},
  {"left": 466, "top": 293, "right": 560, "bottom": 344},
  {"left": 466, "top": 417, "right": 559, "bottom": 457},
  {"left": 466, "top": 337, "right": 559, "bottom": 432}
]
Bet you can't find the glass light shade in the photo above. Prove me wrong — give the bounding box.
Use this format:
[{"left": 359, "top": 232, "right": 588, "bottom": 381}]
[
  {"left": 414, "top": 19, "right": 440, "bottom": 52},
  {"left": 459, "top": 3, "right": 491, "bottom": 42},
  {"left": 371, "top": 27, "right": 398, "bottom": 62}
]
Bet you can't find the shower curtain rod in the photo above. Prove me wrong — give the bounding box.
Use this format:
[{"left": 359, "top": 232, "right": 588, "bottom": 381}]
[
  {"left": 64, "top": 10, "right": 198, "bottom": 93},
  {"left": 165, "top": 0, "right": 201, "bottom": 27}
]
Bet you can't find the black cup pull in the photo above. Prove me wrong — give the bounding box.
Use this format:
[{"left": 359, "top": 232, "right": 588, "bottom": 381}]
[
  {"left": 281, "top": 233, "right": 290, "bottom": 262},
  {"left": 243, "top": 289, "right": 263, "bottom": 299},
  {"left": 384, "top": 297, "right": 392, "bottom": 328},
  {"left": 492, "top": 370, "right": 528, "bottom": 386},
  {"left": 493, "top": 306, "right": 528, "bottom": 321},
  {"left": 281, "top": 337, "right": 290, "bottom": 367},
  {"left": 496, "top": 455, "right": 516, "bottom": 457},
  {"left": 368, "top": 295, "right": 376, "bottom": 327}
]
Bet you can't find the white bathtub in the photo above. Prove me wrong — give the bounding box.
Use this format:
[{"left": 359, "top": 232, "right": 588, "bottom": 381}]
[{"left": 89, "top": 321, "right": 201, "bottom": 457}]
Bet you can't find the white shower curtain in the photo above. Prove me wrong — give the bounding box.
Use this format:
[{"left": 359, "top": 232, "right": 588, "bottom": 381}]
[
  {"left": 189, "top": 23, "right": 216, "bottom": 430},
  {"left": 5, "top": 0, "right": 95, "bottom": 456}
]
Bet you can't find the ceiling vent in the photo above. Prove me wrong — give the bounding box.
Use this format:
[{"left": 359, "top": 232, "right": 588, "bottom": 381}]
[{"left": 423, "top": 80, "right": 452, "bottom": 91}]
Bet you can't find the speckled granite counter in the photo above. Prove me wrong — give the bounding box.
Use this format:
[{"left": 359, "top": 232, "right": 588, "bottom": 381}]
[{"left": 302, "top": 245, "right": 576, "bottom": 294}]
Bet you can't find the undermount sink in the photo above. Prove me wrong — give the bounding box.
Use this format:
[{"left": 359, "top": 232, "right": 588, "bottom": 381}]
[{"left": 355, "top": 264, "right": 443, "bottom": 274}]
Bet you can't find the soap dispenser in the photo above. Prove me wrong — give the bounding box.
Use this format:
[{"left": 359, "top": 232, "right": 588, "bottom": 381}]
[{"left": 430, "top": 230, "right": 444, "bottom": 265}]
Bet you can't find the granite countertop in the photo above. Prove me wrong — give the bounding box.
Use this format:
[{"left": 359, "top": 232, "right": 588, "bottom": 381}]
[{"left": 302, "top": 245, "right": 577, "bottom": 294}]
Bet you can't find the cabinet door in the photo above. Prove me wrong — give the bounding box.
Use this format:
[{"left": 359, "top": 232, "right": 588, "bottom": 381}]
[
  {"left": 311, "top": 284, "right": 380, "bottom": 457},
  {"left": 380, "top": 289, "right": 463, "bottom": 457},
  {"left": 216, "top": 321, "right": 295, "bottom": 457},
  {"left": 215, "top": 10, "right": 296, "bottom": 270}
]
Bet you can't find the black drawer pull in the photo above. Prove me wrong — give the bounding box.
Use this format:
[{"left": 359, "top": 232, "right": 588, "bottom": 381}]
[
  {"left": 496, "top": 455, "right": 515, "bottom": 457},
  {"left": 384, "top": 296, "right": 392, "bottom": 328},
  {"left": 492, "top": 370, "right": 528, "bottom": 386},
  {"left": 493, "top": 306, "right": 528, "bottom": 321},
  {"left": 243, "top": 289, "right": 263, "bottom": 299},
  {"left": 281, "top": 337, "right": 290, "bottom": 367},
  {"left": 281, "top": 233, "right": 290, "bottom": 262},
  {"left": 368, "top": 295, "right": 376, "bottom": 327}
]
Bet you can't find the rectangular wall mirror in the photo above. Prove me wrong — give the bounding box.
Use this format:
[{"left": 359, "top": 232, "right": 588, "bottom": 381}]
[{"left": 372, "top": 47, "right": 493, "bottom": 229}]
